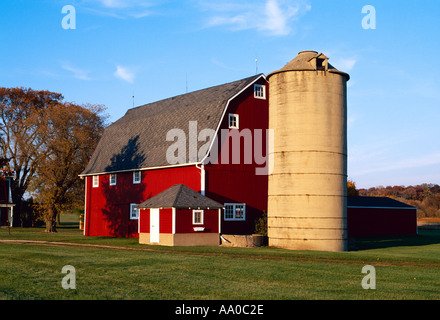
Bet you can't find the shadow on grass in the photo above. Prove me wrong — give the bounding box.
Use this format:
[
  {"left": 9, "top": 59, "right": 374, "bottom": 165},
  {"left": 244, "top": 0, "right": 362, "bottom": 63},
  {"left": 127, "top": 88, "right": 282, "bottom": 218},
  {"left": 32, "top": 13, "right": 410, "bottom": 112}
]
[{"left": 352, "top": 230, "right": 440, "bottom": 250}]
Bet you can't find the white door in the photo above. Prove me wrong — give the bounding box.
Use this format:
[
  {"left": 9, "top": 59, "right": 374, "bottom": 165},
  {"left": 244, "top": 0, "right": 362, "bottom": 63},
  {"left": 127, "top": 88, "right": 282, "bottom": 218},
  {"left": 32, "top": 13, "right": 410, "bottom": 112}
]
[{"left": 150, "top": 208, "right": 160, "bottom": 243}]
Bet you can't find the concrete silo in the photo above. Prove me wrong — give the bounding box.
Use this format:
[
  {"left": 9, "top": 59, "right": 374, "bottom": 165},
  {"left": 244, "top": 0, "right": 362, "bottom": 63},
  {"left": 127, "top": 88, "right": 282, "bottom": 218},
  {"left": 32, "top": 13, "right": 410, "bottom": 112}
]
[{"left": 267, "top": 51, "right": 350, "bottom": 252}]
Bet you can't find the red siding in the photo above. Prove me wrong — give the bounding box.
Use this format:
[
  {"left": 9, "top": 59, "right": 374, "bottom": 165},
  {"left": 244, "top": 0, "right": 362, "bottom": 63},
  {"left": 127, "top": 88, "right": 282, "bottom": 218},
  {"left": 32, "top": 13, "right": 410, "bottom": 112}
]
[
  {"left": 205, "top": 78, "right": 269, "bottom": 234},
  {"left": 175, "top": 209, "right": 219, "bottom": 233},
  {"left": 139, "top": 208, "right": 150, "bottom": 233},
  {"left": 160, "top": 208, "right": 173, "bottom": 234},
  {"left": 85, "top": 165, "right": 200, "bottom": 237},
  {"left": 347, "top": 207, "right": 418, "bottom": 237}
]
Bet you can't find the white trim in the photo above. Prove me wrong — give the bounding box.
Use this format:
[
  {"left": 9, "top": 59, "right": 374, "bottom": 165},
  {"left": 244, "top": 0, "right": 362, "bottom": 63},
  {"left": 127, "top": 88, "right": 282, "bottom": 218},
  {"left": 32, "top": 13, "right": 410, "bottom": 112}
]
[
  {"left": 224, "top": 203, "right": 246, "bottom": 221},
  {"left": 133, "top": 171, "right": 141, "bottom": 184},
  {"left": 172, "top": 208, "right": 176, "bottom": 234},
  {"left": 218, "top": 208, "right": 221, "bottom": 234},
  {"left": 196, "top": 163, "right": 205, "bottom": 196},
  {"left": 109, "top": 173, "right": 117, "bottom": 186},
  {"left": 79, "top": 162, "right": 201, "bottom": 177},
  {"left": 228, "top": 113, "right": 239, "bottom": 129},
  {"left": 130, "top": 203, "right": 139, "bottom": 220},
  {"left": 254, "top": 84, "right": 266, "bottom": 99},
  {"left": 192, "top": 209, "right": 204, "bottom": 225},
  {"left": 92, "top": 175, "right": 99, "bottom": 188}
]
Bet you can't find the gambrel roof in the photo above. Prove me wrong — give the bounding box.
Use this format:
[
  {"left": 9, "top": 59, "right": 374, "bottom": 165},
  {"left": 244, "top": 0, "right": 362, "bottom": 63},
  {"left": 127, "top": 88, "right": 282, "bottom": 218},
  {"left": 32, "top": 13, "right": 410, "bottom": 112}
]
[
  {"left": 136, "top": 184, "right": 224, "bottom": 209},
  {"left": 81, "top": 74, "right": 264, "bottom": 176}
]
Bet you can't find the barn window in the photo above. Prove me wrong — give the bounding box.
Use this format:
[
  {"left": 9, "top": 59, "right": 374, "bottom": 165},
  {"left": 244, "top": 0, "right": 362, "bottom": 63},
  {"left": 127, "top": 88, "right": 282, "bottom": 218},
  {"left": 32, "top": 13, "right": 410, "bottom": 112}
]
[
  {"left": 130, "top": 203, "right": 139, "bottom": 220},
  {"left": 228, "top": 113, "right": 239, "bottom": 129},
  {"left": 224, "top": 203, "right": 246, "bottom": 221},
  {"left": 133, "top": 171, "right": 141, "bottom": 184},
  {"left": 192, "top": 210, "right": 204, "bottom": 225},
  {"left": 92, "top": 176, "right": 99, "bottom": 188},
  {"left": 254, "top": 84, "right": 266, "bottom": 99},
  {"left": 109, "top": 173, "right": 117, "bottom": 186}
]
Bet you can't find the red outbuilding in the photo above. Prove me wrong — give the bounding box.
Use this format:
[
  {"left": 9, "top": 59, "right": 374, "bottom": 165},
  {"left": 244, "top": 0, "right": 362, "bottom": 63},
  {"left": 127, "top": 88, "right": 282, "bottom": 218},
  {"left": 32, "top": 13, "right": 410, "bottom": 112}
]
[
  {"left": 347, "top": 196, "right": 418, "bottom": 237},
  {"left": 137, "top": 184, "right": 223, "bottom": 246}
]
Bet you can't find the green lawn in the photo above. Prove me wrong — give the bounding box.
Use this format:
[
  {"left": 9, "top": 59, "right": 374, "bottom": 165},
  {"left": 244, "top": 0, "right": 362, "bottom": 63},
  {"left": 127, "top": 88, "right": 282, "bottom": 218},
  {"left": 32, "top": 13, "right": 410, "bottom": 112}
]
[{"left": 0, "top": 219, "right": 439, "bottom": 300}]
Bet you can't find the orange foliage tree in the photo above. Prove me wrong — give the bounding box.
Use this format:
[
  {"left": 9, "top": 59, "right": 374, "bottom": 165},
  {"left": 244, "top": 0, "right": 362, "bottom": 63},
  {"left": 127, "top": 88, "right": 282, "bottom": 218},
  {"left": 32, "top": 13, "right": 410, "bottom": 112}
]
[
  {"left": 31, "top": 102, "right": 107, "bottom": 232},
  {"left": 0, "top": 87, "right": 63, "bottom": 226},
  {"left": 0, "top": 87, "right": 107, "bottom": 229}
]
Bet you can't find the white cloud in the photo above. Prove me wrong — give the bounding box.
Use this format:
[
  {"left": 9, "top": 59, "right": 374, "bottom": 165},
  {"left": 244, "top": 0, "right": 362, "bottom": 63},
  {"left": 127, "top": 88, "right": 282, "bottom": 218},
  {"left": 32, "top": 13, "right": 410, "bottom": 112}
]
[
  {"left": 114, "top": 65, "right": 135, "bottom": 83},
  {"left": 263, "top": 0, "right": 298, "bottom": 35},
  {"left": 200, "top": 0, "right": 311, "bottom": 36},
  {"left": 84, "top": 0, "right": 155, "bottom": 19},
  {"left": 355, "top": 153, "right": 440, "bottom": 176},
  {"left": 96, "top": 0, "right": 152, "bottom": 8},
  {"left": 333, "top": 58, "right": 357, "bottom": 72},
  {"left": 62, "top": 63, "right": 91, "bottom": 80}
]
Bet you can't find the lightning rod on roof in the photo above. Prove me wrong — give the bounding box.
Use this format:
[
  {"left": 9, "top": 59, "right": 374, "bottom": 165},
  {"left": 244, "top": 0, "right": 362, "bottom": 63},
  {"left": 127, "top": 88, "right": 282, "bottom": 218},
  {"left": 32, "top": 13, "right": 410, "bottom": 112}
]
[{"left": 255, "top": 58, "right": 258, "bottom": 75}]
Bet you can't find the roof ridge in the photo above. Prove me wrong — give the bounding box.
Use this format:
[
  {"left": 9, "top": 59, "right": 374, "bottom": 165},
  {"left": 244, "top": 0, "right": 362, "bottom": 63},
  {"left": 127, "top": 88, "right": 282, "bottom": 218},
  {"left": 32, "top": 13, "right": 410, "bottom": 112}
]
[
  {"left": 173, "top": 184, "right": 185, "bottom": 207},
  {"left": 128, "top": 74, "right": 263, "bottom": 113}
]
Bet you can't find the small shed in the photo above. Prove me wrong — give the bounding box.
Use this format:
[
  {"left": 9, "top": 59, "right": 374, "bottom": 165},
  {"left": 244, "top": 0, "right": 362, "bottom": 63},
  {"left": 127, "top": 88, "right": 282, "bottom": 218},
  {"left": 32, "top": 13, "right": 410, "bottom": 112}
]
[
  {"left": 136, "top": 184, "right": 223, "bottom": 246},
  {"left": 347, "top": 196, "right": 418, "bottom": 237}
]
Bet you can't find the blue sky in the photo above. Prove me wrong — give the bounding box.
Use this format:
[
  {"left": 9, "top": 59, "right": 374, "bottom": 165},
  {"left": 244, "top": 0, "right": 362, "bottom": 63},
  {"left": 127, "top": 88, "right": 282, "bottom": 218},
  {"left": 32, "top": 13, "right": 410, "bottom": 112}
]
[{"left": 1, "top": 0, "right": 439, "bottom": 188}]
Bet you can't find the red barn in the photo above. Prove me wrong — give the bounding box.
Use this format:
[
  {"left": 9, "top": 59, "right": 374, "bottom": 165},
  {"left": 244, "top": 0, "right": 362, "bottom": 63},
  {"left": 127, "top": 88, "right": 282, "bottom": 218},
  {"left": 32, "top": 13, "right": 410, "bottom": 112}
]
[
  {"left": 136, "top": 184, "right": 223, "bottom": 246},
  {"left": 347, "top": 196, "right": 418, "bottom": 237},
  {"left": 80, "top": 74, "right": 269, "bottom": 239}
]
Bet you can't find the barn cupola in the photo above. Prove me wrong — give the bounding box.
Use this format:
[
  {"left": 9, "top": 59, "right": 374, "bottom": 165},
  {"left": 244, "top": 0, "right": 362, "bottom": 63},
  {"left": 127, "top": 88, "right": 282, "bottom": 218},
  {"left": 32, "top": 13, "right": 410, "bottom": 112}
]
[
  {"left": 309, "top": 53, "right": 329, "bottom": 71},
  {"left": 268, "top": 50, "right": 349, "bottom": 80}
]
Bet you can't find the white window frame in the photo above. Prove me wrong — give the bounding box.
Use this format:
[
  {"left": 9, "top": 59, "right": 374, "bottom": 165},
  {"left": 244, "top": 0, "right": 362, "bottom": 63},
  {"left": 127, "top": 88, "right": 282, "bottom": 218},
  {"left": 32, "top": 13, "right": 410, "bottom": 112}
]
[
  {"left": 224, "top": 203, "right": 246, "bottom": 221},
  {"left": 254, "top": 84, "right": 266, "bottom": 100},
  {"left": 130, "top": 203, "right": 139, "bottom": 220},
  {"left": 133, "top": 171, "right": 141, "bottom": 184},
  {"left": 92, "top": 175, "right": 99, "bottom": 188},
  {"left": 228, "top": 113, "right": 239, "bottom": 129},
  {"left": 109, "top": 173, "right": 117, "bottom": 186},
  {"left": 192, "top": 209, "right": 204, "bottom": 225}
]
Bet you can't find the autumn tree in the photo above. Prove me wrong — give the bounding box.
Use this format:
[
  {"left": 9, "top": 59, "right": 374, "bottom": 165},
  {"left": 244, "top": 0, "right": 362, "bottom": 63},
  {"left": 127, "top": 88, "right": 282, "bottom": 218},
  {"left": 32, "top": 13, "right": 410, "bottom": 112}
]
[
  {"left": 0, "top": 88, "right": 63, "bottom": 226},
  {"left": 31, "top": 102, "right": 107, "bottom": 232},
  {"left": 347, "top": 179, "right": 359, "bottom": 196}
]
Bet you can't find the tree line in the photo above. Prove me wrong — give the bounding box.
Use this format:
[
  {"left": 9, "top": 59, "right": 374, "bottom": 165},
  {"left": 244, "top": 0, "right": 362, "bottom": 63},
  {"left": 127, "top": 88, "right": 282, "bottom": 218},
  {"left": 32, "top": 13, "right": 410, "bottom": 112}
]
[
  {"left": 348, "top": 180, "right": 440, "bottom": 218},
  {"left": 0, "top": 87, "right": 107, "bottom": 232}
]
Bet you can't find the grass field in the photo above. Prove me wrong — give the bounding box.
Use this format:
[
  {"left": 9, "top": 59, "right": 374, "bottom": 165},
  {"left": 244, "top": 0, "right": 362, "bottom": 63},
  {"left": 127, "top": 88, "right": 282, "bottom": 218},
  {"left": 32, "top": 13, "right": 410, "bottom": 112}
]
[{"left": 0, "top": 214, "right": 439, "bottom": 300}]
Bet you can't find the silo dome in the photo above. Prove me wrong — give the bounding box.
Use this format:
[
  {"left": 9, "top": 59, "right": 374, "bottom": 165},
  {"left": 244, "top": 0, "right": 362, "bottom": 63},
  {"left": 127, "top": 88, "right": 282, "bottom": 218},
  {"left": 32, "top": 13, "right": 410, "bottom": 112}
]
[{"left": 267, "top": 51, "right": 349, "bottom": 252}]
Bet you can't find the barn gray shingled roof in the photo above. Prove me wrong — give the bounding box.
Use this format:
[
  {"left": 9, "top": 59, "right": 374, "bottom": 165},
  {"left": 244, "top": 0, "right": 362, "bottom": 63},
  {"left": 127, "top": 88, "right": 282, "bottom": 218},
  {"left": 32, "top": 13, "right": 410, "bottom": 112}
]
[
  {"left": 81, "top": 74, "right": 263, "bottom": 175},
  {"left": 136, "top": 184, "right": 224, "bottom": 209}
]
